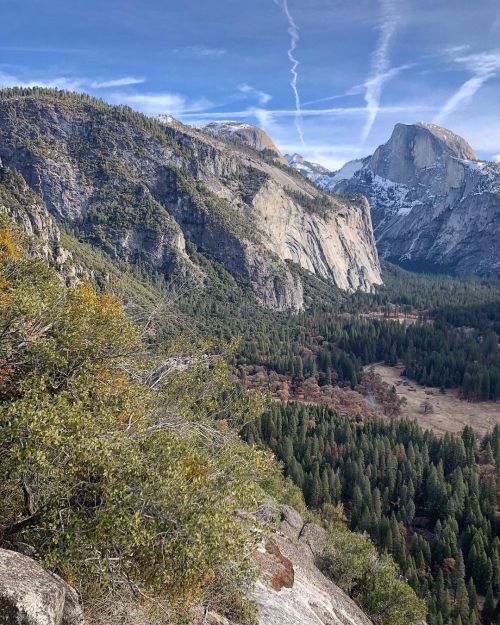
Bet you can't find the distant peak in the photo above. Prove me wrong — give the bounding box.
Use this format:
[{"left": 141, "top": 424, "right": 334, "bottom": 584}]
[
  {"left": 286, "top": 153, "right": 305, "bottom": 164},
  {"left": 390, "top": 122, "right": 477, "bottom": 161},
  {"left": 203, "top": 120, "right": 253, "bottom": 131},
  {"left": 202, "top": 120, "right": 285, "bottom": 161}
]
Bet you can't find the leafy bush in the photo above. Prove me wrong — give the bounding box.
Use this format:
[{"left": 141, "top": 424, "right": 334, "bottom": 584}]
[
  {"left": 317, "top": 525, "right": 426, "bottom": 625},
  {"left": 0, "top": 226, "right": 290, "bottom": 622}
]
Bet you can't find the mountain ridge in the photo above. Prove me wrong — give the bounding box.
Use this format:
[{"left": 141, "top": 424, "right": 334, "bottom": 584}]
[
  {"left": 0, "top": 88, "right": 382, "bottom": 310},
  {"left": 288, "top": 122, "right": 500, "bottom": 276}
]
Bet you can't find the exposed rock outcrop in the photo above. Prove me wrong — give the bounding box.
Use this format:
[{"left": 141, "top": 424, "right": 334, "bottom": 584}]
[
  {"left": 0, "top": 90, "right": 381, "bottom": 309},
  {"left": 202, "top": 506, "right": 373, "bottom": 625},
  {"left": 202, "top": 121, "right": 288, "bottom": 164},
  {"left": 0, "top": 163, "right": 88, "bottom": 284},
  {"left": 289, "top": 122, "right": 500, "bottom": 276},
  {"left": 0, "top": 164, "right": 67, "bottom": 267},
  {"left": 0, "top": 548, "right": 84, "bottom": 625},
  {"left": 284, "top": 153, "right": 332, "bottom": 181},
  {"left": 249, "top": 506, "right": 373, "bottom": 625}
]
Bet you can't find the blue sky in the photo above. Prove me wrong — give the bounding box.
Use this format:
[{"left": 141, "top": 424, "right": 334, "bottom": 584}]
[{"left": 2, "top": 0, "right": 500, "bottom": 168}]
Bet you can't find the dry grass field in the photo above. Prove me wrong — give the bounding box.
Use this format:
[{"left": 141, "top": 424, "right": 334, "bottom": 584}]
[{"left": 367, "top": 363, "right": 500, "bottom": 437}]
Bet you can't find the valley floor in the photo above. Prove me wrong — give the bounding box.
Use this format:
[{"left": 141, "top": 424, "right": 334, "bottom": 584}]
[{"left": 367, "top": 363, "right": 500, "bottom": 437}]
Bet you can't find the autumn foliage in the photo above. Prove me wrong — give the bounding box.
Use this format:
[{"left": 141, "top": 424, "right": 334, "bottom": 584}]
[{"left": 0, "top": 227, "right": 293, "bottom": 623}]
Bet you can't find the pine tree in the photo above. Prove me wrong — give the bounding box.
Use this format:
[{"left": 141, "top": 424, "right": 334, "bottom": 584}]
[
  {"left": 436, "top": 569, "right": 451, "bottom": 621},
  {"left": 483, "top": 585, "right": 495, "bottom": 625},
  {"left": 453, "top": 551, "right": 466, "bottom": 600}
]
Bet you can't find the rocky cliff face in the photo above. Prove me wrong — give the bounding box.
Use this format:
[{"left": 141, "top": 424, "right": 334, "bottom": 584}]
[
  {"left": 0, "top": 163, "right": 94, "bottom": 285},
  {"left": 202, "top": 121, "right": 288, "bottom": 164},
  {"left": 250, "top": 506, "right": 373, "bottom": 625},
  {"left": 0, "top": 164, "right": 60, "bottom": 261},
  {"left": 0, "top": 91, "right": 381, "bottom": 309},
  {"left": 290, "top": 122, "right": 500, "bottom": 276},
  {"left": 201, "top": 506, "right": 373, "bottom": 625}
]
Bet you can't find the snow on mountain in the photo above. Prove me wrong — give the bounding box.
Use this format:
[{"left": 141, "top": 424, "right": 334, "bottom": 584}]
[
  {"left": 289, "top": 123, "right": 500, "bottom": 276},
  {"left": 327, "top": 159, "right": 365, "bottom": 185},
  {"left": 202, "top": 121, "right": 287, "bottom": 163},
  {"left": 203, "top": 120, "right": 255, "bottom": 134},
  {"left": 286, "top": 154, "right": 367, "bottom": 191},
  {"left": 284, "top": 153, "right": 330, "bottom": 181}
]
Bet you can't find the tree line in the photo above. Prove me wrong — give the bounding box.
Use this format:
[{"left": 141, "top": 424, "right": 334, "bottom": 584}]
[{"left": 243, "top": 402, "right": 500, "bottom": 625}]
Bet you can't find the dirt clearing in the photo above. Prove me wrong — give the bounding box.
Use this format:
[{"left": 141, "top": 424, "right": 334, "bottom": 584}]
[{"left": 367, "top": 363, "right": 500, "bottom": 437}]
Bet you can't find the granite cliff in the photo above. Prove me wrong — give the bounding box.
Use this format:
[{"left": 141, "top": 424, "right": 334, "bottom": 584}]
[
  {"left": 0, "top": 89, "right": 381, "bottom": 308},
  {"left": 288, "top": 122, "right": 500, "bottom": 276}
]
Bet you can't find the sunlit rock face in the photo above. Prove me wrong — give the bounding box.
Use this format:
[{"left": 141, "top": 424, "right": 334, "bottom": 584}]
[
  {"left": 0, "top": 92, "right": 382, "bottom": 310},
  {"left": 290, "top": 122, "right": 500, "bottom": 276},
  {"left": 251, "top": 506, "right": 374, "bottom": 625}
]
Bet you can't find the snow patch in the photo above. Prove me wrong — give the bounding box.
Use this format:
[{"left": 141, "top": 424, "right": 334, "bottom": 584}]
[
  {"left": 328, "top": 159, "right": 364, "bottom": 184},
  {"left": 157, "top": 114, "right": 175, "bottom": 125},
  {"left": 203, "top": 121, "right": 254, "bottom": 133}
]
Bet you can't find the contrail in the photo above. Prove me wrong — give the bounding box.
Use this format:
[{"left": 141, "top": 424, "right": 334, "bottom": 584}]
[
  {"left": 362, "top": 0, "right": 399, "bottom": 141},
  {"left": 434, "top": 50, "right": 500, "bottom": 124},
  {"left": 275, "top": 0, "right": 305, "bottom": 146},
  {"left": 434, "top": 75, "right": 490, "bottom": 124}
]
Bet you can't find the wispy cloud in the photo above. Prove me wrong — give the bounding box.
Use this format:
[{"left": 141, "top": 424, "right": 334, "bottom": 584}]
[
  {"left": 182, "top": 103, "right": 434, "bottom": 121},
  {"left": 274, "top": 0, "right": 304, "bottom": 146},
  {"left": 0, "top": 70, "right": 83, "bottom": 91},
  {"left": 90, "top": 77, "right": 145, "bottom": 88},
  {"left": 362, "top": 0, "right": 400, "bottom": 141},
  {"left": 110, "top": 92, "right": 213, "bottom": 116},
  {"left": 0, "top": 45, "right": 86, "bottom": 54},
  {"left": 302, "top": 85, "right": 365, "bottom": 107},
  {"left": 238, "top": 83, "right": 272, "bottom": 105},
  {"left": 443, "top": 45, "right": 470, "bottom": 55},
  {"left": 172, "top": 45, "right": 226, "bottom": 58},
  {"left": 0, "top": 70, "right": 145, "bottom": 91},
  {"left": 434, "top": 49, "right": 500, "bottom": 124}
]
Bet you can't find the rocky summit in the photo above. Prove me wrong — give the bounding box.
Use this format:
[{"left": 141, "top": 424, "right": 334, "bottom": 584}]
[
  {"left": 202, "top": 120, "right": 288, "bottom": 165},
  {"left": 0, "top": 89, "right": 381, "bottom": 310},
  {"left": 289, "top": 122, "right": 500, "bottom": 276}
]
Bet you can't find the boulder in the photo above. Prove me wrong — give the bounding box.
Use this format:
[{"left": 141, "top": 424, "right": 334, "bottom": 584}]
[{"left": 0, "top": 549, "right": 84, "bottom": 625}]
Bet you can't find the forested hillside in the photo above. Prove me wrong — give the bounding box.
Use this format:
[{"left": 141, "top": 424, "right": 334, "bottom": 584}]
[
  {"left": 171, "top": 255, "right": 500, "bottom": 401},
  {"left": 0, "top": 222, "right": 303, "bottom": 623},
  {"left": 243, "top": 402, "right": 500, "bottom": 625},
  {"left": 0, "top": 220, "right": 431, "bottom": 625}
]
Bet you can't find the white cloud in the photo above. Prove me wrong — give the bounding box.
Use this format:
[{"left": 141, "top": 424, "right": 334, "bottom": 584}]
[
  {"left": 444, "top": 45, "right": 471, "bottom": 55},
  {"left": 362, "top": 0, "right": 400, "bottom": 141},
  {"left": 181, "top": 103, "right": 434, "bottom": 122},
  {"left": 0, "top": 69, "right": 212, "bottom": 117},
  {"left": 90, "top": 77, "right": 145, "bottom": 88},
  {"left": 172, "top": 45, "right": 226, "bottom": 58},
  {"left": 0, "top": 70, "right": 144, "bottom": 92},
  {"left": 251, "top": 107, "right": 281, "bottom": 137},
  {"left": 111, "top": 92, "right": 213, "bottom": 116},
  {"left": 238, "top": 83, "right": 272, "bottom": 105},
  {"left": 0, "top": 70, "right": 84, "bottom": 91},
  {"left": 434, "top": 49, "right": 500, "bottom": 124},
  {"left": 494, "top": 154, "right": 500, "bottom": 162}
]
